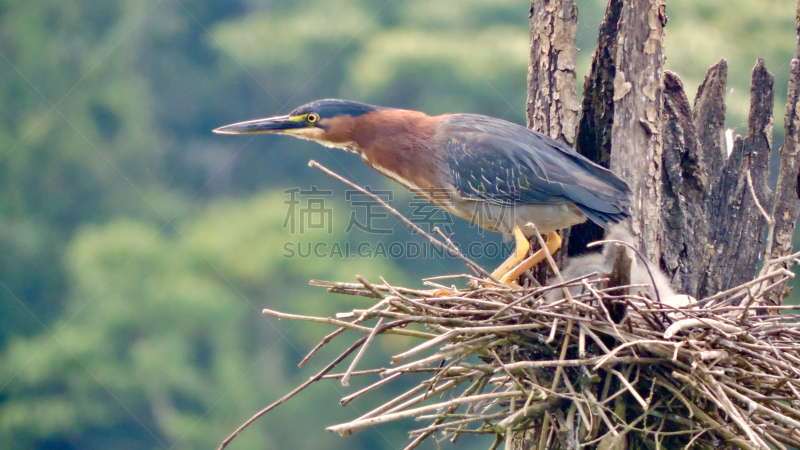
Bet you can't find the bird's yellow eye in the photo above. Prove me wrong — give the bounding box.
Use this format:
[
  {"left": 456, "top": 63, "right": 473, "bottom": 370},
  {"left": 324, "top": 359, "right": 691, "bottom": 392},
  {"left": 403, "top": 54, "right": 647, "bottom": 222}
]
[{"left": 307, "top": 113, "right": 319, "bottom": 124}]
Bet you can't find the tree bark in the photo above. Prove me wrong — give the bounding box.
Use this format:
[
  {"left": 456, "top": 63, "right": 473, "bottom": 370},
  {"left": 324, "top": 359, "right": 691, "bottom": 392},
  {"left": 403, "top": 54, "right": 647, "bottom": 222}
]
[
  {"left": 699, "top": 60, "right": 775, "bottom": 299},
  {"left": 607, "top": 0, "right": 667, "bottom": 263},
  {"left": 693, "top": 60, "right": 729, "bottom": 204},
  {"left": 569, "top": 0, "right": 624, "bottom": 257},
  {"left": 575, "top": 0, "right": 622, "bottom": 168},
  {"left": 526, "top": 0, "right": 580, "bottom": 146},
  {"left": 660, "top": 71, "right": 709, "bottom": 296},
  {"left": 524, "top": 0, "right": 580, "bottom": 283},
  {"left": 765, "top": 4, "right": 800, "bottom": 306},
  {"left": 572, "top": 0, "right": 668, "bottom": 262}
]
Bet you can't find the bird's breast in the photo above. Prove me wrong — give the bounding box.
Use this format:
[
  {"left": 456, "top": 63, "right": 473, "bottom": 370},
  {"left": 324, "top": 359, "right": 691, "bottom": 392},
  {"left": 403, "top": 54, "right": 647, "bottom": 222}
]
[
  {"left": 365, "top": 156, "right": 420, "bottom": 191},
  {"left": 362, "top": 152, "right": 459, "bottom": 212}
]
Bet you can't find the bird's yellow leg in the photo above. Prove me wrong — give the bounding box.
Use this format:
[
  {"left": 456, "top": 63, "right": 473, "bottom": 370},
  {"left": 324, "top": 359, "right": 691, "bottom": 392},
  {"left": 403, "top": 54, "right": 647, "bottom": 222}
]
[
  {"left": 499, "top": 231, "right": 562, "bottom": 286},
  {"left": 490, "top": 226, "right": 531, "bottom": 281},
  {"left": 431, "top": 227, "right": 528, "bottom": 297}
]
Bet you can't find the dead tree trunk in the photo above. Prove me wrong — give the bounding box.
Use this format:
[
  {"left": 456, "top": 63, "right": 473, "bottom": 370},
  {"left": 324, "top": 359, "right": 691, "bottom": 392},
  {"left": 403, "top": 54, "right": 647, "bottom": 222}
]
[
  {"left": 660, "top": 72, "right": 709, "bottom": 296},
  {"left": 525, "top": 0, "right": 580, "bottom": 283},
  {"left": 518, "top": 0, "right": 800, "bottom": 446},
  {"left": 572, "top": 0, "right": 669, "bottom": 263},
  {"left": 766, "top": 3, "right": 800, "bottom": 306},
  {"left": 699, "top": 60, "right": 774, "bottom": 298},
  {"left": 694, "top": 60, "right": 728, "bottom": 200},
  {"left": 568, "top": 2, "right": 795, "bottom": 302},
  {"left": 657, "top": 59, "right": 777, "bottom": 300},
  {"left": 526, "top": 0, "right": 580, "bottom": 146},
  {"left": 606, "top": 0, "right": 666, "bottom": 262},
  {"left": 569, "top": 0, "right": 623, "bottom": 256}
]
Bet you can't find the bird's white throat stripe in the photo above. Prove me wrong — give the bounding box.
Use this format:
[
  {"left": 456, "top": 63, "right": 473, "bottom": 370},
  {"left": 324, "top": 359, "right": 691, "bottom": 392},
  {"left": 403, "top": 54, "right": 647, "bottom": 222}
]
[
  {"left": 368, "top": 160, "right": 420, "bottom": 192},
  {"left": 285, "top": 129, "right": 360, "bottom": 153},
  {"left": 366, "top": 159, "right": 457, "bottom": 210}
]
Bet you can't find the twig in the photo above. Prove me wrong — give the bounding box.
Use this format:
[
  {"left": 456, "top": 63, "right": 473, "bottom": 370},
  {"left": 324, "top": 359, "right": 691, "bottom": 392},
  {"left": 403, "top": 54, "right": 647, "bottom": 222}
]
[
  {"left": 747, "top": 169, "right": 776, "bottom": 279},
  {"left": 611, "top": 369, "right": 648, "bottom": 409},
  {"left": 340, "top": 372, "right": 402, "bottom": 406},
  {"left": 217, "top": 335, "right": 368, "bottom": 449},
  {"left": 327, "top": 391, "right": 525, "bottom": 436},
  {"left": 696, "top": 269, "right": 793, "bottom": 305},
  {"left": 342, "top": 317, "right": 385, "bottom": 386},
  {"left": 392, "top": 329, "right": 461, "bottom": 364},
  {"left": 261, "top": 308, "right": 435, "bottom": 339}
]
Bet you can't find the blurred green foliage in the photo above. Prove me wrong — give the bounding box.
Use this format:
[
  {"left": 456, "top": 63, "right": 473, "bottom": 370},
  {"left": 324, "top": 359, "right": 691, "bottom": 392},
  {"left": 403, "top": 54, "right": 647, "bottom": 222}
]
[
  {"left": 665, "top": 0, "right": 796, "bottom": 134},
  {"left": 0, "top": 0, "right": 797, "bottom": 448},
  {"left": 1, "top": 193, "right": 413, "bottom": 449}
]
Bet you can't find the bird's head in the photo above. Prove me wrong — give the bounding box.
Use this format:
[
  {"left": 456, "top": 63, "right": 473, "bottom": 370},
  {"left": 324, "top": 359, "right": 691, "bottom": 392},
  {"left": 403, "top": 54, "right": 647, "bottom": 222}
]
[{"left": 213, "top": 99, "right": 386, "bottom": 151}]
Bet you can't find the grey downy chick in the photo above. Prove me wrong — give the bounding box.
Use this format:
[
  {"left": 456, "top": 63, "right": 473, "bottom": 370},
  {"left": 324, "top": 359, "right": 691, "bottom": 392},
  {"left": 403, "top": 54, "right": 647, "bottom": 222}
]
[{"left": 545, "top": 225, "right": 692, "bottom": 307}]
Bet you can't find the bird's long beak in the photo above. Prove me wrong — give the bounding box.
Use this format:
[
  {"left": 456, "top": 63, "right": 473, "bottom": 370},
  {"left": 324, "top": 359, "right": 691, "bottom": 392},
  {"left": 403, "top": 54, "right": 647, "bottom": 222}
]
[{"left": 213, "top": 115, "right": 305, "bottom": 135}]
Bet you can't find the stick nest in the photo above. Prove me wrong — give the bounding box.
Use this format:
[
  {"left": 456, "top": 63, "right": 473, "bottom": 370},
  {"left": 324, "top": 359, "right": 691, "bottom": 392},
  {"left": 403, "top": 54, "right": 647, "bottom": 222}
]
[
  {"left": 219, "top": 162, "right": 800, "bottom": 450},
  {"left": 289, "top": 257, "right": 799, "bottom": 450}
]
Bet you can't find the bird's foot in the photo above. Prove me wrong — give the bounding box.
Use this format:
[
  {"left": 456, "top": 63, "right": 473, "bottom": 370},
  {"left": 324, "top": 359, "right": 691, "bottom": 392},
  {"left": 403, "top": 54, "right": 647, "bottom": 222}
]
[
  {"left": 498, "top": 274, "right": 523, "bottom": 290},
  {"left": 430, "top": 279, "right": 515, "bottom": 297},
  {"left": 428, "top": 272, "right": 527, "bottom": 297},
  {"left": 431, "top": 288, "right": 457, "bottom": 297}
]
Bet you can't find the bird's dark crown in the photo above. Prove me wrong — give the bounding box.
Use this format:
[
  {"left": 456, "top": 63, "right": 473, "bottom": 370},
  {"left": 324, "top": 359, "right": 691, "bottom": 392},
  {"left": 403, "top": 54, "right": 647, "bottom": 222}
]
[{"left": 289, "top": 99, "right": 386, "bottom": 119}]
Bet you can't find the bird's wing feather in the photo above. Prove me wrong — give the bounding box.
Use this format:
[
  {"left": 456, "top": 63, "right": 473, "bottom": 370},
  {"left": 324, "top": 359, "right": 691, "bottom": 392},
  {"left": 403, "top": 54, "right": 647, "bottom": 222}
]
[{"left": 439, "top": 115, "right": 631, "bottom": 227}]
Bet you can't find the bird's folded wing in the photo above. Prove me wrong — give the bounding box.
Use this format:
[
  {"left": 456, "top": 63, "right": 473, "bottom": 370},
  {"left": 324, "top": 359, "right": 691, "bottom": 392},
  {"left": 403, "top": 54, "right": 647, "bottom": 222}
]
[{"left": 439, "top": 115, "right": 631, "bottom": 227}]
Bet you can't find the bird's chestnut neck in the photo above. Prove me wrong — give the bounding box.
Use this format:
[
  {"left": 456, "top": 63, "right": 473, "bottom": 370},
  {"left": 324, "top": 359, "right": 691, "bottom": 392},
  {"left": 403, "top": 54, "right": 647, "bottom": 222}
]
[{"left": 346, "top": 109, "right": 438, "bottom": 152}]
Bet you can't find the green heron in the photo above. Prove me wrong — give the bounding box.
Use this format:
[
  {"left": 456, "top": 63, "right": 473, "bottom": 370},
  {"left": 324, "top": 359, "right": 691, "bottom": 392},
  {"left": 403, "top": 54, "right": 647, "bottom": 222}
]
[{"left": 214, "top": 99, "right": 631, "bottom": 287}]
